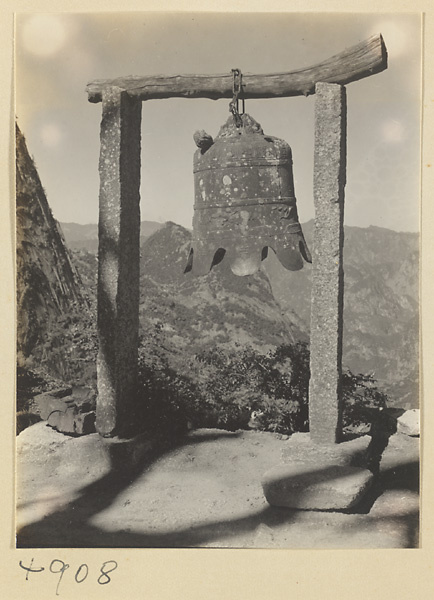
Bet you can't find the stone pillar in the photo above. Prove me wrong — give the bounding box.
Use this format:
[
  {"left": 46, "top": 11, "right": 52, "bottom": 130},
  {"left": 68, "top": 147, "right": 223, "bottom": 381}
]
[
  {"left": 96, "top": 87, "right": 142, "bottom": 437},
  {"left": 308, "top": 82, "right": 347, "bottom": 444}
]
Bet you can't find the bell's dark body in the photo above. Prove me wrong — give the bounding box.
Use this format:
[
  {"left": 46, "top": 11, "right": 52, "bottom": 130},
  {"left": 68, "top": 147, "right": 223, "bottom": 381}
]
[{"left": 186, "top": 114, "right": 311, "bottom": 276}]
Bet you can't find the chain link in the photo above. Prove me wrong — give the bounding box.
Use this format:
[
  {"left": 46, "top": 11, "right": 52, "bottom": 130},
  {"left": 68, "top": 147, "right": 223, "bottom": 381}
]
[{"left": 229, "top": 68, "right": 243, "bottom": 128}]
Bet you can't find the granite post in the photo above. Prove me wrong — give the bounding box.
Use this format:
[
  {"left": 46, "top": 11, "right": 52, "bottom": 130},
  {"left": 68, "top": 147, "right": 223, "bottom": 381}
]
[
  {"left": 96, "top": 87, "right": 142, "bottom": 437},
  {"left": 308, "top": 82, "right": 347, "bottom": 444}
]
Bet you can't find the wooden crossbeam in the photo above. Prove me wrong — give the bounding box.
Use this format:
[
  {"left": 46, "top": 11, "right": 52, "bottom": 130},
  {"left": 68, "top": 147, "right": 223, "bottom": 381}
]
[{"left": 87, "top": 33, "right": 387, "bottom": 103}]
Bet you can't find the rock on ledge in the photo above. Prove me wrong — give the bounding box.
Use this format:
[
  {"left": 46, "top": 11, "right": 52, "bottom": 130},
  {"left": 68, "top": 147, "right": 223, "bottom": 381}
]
[{"left": 262, "top": 462, "right": 374, "bottom": 511}]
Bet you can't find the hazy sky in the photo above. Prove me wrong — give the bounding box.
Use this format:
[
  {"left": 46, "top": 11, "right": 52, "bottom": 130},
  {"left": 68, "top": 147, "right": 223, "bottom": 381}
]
[{"left": 15, "top": 12, "right": 421, "bottom": 231}]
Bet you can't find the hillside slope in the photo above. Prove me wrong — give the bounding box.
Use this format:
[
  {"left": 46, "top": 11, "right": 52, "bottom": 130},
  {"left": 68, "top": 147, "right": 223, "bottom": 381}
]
[
  {"left": 69, "top": 219, "right": 419, "bottom": 408},
  {"left": 264, "top": 221, "right": 419, "bottom": 406},
  {"left": 16, "top": 124, "right": 88, "bottom": 377},
  {"left": 138, "top": 222, "right": 305, "bottom": 369}
]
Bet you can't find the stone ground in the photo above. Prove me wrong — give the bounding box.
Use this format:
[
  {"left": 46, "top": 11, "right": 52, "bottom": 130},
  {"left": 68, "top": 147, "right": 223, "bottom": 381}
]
[{"left": 16, "top": 423, "right": 419, "bottom": 549}]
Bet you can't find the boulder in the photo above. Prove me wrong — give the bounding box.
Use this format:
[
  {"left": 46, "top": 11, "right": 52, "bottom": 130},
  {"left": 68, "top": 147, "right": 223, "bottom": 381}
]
[
  {"left": 371, "top": 407, "right": 420, "bottom": 437},
  {"left": 17, "top": 421, "right": 158, "bottom": 484},
  {"left": 397, "top": 409, "right": 420, "bottom": 437},
  {"left": 16, "top": 421, "right": 69, "bottom": 465},
  {"left": 28, "top": 391, "right": 75, "bottom": 420},
  {"left": 48, "top": 407, "right": 96, "bottom": 436},
  {"left": 27, "top": 386, "right": 97, "bottom": 434},
  {"left": 45, "top": 387, "right": 73, "bottom": 399},
  {"left": 68, "top": 386, "right": 97, "bottom": 413},
  {"left": 262, "top": 462, "right": 374, "bottom": 511}
]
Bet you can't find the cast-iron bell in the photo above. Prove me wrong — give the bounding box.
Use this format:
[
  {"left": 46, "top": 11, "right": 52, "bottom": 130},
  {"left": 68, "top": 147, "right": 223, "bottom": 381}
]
[{"left": 185, "top": 113, "right": 312, "bottom": 277}]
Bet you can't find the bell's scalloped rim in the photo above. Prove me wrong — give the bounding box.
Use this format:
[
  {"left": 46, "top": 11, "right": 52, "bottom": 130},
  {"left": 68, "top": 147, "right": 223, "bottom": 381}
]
[{"left": 185, "top": 236, "right": 312, "bottom": 277}]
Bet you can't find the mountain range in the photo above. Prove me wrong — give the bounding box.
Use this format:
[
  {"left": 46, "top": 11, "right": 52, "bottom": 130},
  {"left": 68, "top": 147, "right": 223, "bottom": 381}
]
[
  {"left": 60, "top": 220, "right": 163, "bottom": 253},
  {"left": 15, "top": 123, "right": 419, "bottom": 411},
  {"left": 263, "top": 221, "right": 419, "bottom": 406},
  {"left": 62, "top": 219, "right": 419, "bottom": 409}
]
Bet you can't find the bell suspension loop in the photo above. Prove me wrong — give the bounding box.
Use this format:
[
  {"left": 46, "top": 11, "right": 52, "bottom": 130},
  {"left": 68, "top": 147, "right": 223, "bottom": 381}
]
[{"left": 229, "top": 68, "right": 245, "bottom": 128}]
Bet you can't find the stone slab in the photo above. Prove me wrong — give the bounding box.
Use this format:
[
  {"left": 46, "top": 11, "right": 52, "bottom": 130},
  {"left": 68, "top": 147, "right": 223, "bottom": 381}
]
[
  {"left": 262, "top": 462, "right": 373, "bottom": 511},
  {"left": 281, "top": 432, "right": 372, "bottom": 467}
]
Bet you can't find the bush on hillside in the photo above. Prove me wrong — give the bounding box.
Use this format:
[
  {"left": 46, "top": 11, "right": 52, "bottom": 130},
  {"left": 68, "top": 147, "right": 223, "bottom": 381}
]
[
  {"left": 137, "top": 341, "right": 388, "bottom": 436},
  {"left": 341, "top": 370, "right": 387, "bottom": 431}
]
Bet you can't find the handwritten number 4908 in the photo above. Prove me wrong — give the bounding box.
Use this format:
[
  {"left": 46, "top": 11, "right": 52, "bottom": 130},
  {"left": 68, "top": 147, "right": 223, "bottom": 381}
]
[{"left": 19, "top": 558, "right": 118, "bottom": 595}]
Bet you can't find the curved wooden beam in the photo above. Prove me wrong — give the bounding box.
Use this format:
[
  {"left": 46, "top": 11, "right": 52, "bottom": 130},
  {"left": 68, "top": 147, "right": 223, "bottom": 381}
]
[{"left": 87, "top": 34, "right": 387, "bottom": 103}]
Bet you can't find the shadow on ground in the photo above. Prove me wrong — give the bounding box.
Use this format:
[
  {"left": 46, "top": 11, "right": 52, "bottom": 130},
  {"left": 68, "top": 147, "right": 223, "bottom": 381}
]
[{"left": 16, "top": 429, "right": 419, "bottom": 549}]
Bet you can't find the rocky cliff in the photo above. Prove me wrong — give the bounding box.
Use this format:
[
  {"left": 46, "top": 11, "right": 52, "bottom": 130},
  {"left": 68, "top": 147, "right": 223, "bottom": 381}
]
[{"left": 16, "top": 124, "right": 88, "bottom": 379}]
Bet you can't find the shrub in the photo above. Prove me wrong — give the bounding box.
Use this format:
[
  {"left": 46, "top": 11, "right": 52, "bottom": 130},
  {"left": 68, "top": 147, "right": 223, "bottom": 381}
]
[
  {"left": 136, "top": 341, "right": 388, "bottom": 437},
  {"left": 341, "top": 370, "right": 387, "bottom": 431},
  {"left": 137, "top": 346, "right": 199, "bottom": 436}
]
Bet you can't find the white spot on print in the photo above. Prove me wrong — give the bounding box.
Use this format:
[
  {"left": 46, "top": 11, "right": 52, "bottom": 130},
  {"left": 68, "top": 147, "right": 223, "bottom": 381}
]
[{"left": 21, "top": 15, "right": 71, "bottom": 57}]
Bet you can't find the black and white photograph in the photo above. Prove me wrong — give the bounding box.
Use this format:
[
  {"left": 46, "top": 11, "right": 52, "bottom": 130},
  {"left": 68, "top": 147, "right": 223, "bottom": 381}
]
[{"left": 14, "top": 11, "right": 422, "bottom": 555}]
